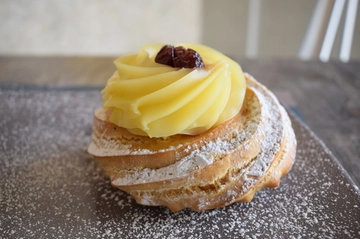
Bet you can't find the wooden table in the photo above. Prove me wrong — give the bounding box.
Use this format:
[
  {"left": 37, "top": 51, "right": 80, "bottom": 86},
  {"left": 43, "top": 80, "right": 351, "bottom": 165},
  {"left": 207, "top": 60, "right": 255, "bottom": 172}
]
[{"left": 1, "top": 56, "right": 359, "bottom": 187}]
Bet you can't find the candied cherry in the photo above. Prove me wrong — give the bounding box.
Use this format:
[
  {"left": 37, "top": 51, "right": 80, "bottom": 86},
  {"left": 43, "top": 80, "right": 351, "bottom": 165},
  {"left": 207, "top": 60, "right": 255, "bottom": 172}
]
[{"left": 155, "top": 45, "right": 204, "bottom": 68}]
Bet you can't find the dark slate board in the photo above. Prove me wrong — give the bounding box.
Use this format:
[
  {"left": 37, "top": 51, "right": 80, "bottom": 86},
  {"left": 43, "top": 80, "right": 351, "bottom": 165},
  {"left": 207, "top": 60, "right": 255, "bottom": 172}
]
[{"left": 1, "top": 88, "right": 359, "bottom": 238}]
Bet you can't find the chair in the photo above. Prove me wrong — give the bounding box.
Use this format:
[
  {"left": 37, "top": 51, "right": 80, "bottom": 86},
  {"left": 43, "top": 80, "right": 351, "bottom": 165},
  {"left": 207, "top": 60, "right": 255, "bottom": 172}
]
[
  {"left": 299, "top": 0, "right": 359, "bottom": 62},
  {"left": 246, "top": 0, "right": 359, "bottom": 62}
]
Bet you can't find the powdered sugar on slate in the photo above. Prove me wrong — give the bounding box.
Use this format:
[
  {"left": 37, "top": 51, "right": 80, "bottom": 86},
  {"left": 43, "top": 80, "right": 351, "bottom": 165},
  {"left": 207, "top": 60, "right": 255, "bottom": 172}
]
[{"left": 1, "top": 88, "right": 360, "bottom": 238}]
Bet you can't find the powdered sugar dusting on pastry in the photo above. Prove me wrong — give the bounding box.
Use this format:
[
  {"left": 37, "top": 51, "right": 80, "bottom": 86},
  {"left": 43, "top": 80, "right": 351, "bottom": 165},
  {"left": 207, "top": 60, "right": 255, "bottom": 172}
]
[
  {"left": 90, "top": 74, "right": 296, "bottom": 212},
  {"left": 111, "top": 86, "right": 263, "bottom": 186},
  {"left": 111, "top": 74, "right": 287, "bottom": 194}
]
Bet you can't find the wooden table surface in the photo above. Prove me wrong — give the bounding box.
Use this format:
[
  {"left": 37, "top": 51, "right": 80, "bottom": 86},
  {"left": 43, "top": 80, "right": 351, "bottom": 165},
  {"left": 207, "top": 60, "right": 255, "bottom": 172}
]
[{"left": 1, "top": 56, "right": 359, "bottom": 187}]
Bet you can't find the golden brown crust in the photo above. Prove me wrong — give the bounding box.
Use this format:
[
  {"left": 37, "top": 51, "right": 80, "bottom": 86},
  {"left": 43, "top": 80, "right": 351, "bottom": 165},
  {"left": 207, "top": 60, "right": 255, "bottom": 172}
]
[
  {"left": 88, "top": 74, "right": 296, "bottom": 212},
  {"left": 88, "top": 88, "right": 263, "bottom": 172}
]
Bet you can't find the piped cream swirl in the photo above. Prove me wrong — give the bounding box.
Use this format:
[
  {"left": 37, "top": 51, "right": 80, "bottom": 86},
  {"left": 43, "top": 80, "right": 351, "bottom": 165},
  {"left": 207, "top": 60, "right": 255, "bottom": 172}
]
[{"left": 101, "top": 43, "right": 246, "bottom": 138}]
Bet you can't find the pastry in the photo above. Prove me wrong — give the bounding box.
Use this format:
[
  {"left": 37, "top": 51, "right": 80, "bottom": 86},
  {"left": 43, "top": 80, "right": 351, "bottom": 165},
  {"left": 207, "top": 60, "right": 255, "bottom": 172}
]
[{"left": 87, "top": 43, "right": 296, "bottom": 212}]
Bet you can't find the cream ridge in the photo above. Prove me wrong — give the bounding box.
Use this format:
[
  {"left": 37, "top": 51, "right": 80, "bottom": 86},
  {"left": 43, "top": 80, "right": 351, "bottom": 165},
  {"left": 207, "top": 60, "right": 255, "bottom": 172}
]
[{"left": 101, "top": 43, "right": 246, "bottom": 138}]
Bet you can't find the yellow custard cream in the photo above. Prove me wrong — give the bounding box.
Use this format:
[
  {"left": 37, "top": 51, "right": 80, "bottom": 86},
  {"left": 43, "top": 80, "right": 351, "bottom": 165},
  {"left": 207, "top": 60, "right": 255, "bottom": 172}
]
[{"left": 101, "top": 43, "right": 246, "bottom": 138}]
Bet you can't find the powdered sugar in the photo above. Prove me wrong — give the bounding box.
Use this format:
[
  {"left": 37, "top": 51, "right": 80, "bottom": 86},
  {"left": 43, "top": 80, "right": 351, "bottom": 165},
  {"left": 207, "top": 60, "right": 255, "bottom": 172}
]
[
  {"left": 111, "top": 74, "right": 287, "bottom": 203},
  {"left": 1, "top": 86, "right": 360, "bottom": 238},
  {"left": 89, "top": 137, "right": 133, "bottom": 155},
  {"left": 111, "top": 83, "right": 261, "bottom": 186}
]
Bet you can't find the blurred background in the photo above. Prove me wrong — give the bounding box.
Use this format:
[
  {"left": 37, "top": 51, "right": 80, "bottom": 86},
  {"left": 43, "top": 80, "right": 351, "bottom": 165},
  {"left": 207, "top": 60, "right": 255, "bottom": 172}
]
[{"left": 1, "top": 0, "right": 359, "bottom": 60}]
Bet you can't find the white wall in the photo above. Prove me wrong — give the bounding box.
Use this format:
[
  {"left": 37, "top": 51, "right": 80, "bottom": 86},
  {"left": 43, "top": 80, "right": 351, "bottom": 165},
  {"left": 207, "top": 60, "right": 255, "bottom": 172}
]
[{"left": 0, "top": 0, "right": 203, "bottom": 56}]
